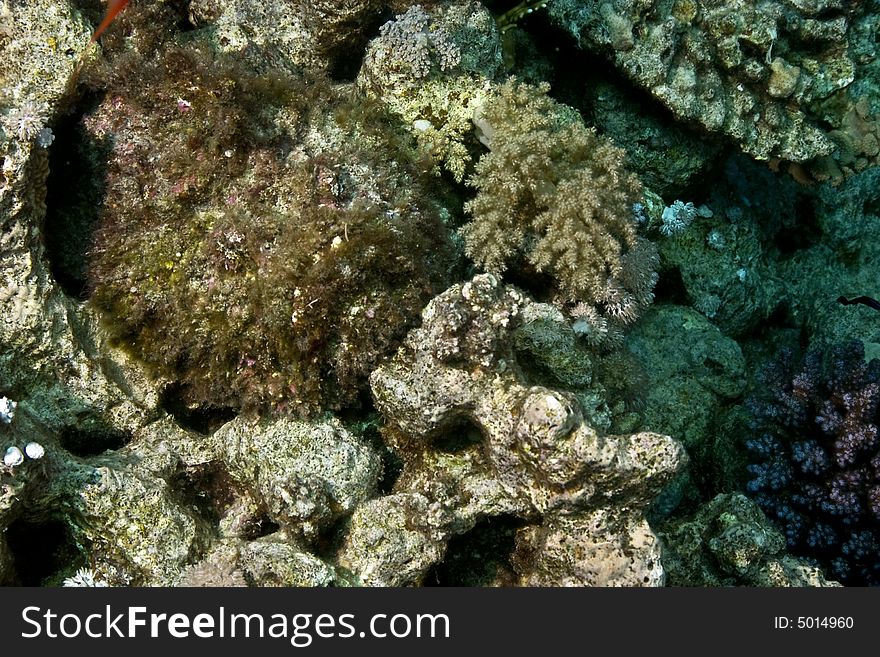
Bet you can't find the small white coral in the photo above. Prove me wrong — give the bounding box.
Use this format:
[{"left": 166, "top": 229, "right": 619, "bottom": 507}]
[
  {"left": 3, "top": 100, "right": 48, "bottom": 143},
  {"left": 660, "top": 201, "right": 713, "bottom": 236},
  {"left": 63, "top": 568, "right": 109, "bottom": 587},
  {"left": 25, "top": 442, "right": 45, "bottom": 460},
  {"left": 660, "top": 200, "right": 696, "bottom": 236},
  {"left": 0, "top": 396, "right": 16, "bottom": 424}
]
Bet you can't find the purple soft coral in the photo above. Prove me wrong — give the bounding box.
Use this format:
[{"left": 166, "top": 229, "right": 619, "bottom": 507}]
[{"left": 746, "top": 341, "right": 880, "bottom": 585}]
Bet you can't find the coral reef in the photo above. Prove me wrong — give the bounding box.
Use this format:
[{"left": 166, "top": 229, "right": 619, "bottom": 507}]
[
  {"left": 626, "top": 305, "right": 746, "bottom": 450},
  {"left": 652, "top": 154, "right": 800, "bottom": 337},
  {"left": 0, "top": 0, "right": 159, "bottom": 442},
  {"left": 777, "top": 166, "right": 880, "bottom": 355},
  {"left": 3, "top": 0, "right": 879, "bottom": 590},
  {"left": 341, "top": 274, "right": 686, "bottom": 586},
  {"left": 561, "top": 73, "right": 723, "bottom": 198},
  {"left": 357, "top": 1, "right": 504, "bottom": 180},
  {"left": 179, "top": 536, "right": 340, "bottom": 587},
  {"left": 1, "top": 415, "right": 213, "bottom": 586},
  {"left": 188, "top": 0, "right": 384, "bottom": 74},
  {"left": 1, "top": 406, "right": 383, "bottom": 585},
  {"left": 745, "top": 341, "right": 880, "bottom": 585},
  {"left": 212, "top": 416, "right": 380, "bottom": 541}
]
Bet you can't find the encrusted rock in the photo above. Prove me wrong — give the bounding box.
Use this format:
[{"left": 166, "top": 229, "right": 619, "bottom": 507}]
[
  {"left": 548, "top": 0, "right": 854, "bottom": 161},
  {"left": 358, "top": 1, "right": 503, "bottom": 180},
  {"left": 179, "top": 535, "right": 339, "bottom": 587},
  {"left": 1, "top": 417, "right": 214, "bottom": 586},
  {"left": 0, "top": 1, "right": 159, "bottom": 440},
  {"left": 339, "top": 493, "right": 450, "bottom": 587},
  {"left": 213, "top": 416, "right": 381, "bottom": 541},
  {"left": 659, "top": 493, "right": 840, "bottom": 586},
  {"left": 189, "top": 0, "right": 383, "bottom": 72},
  {"left": 342, "top": 275, "right": 686, "bottom": 586}
]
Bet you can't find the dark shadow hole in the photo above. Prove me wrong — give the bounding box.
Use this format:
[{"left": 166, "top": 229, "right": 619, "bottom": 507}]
[
  {"left": 312, "top": 513, "right": 353, "bottom": 563},
  {"left": 653, "top": 266, "right": 689, "bottom": 306},
  {"left": 814, "top": 8, "right": 846, "bottom": 21},
  {"left": 743, "top": 300, "right": 797, "bottom": 342},
  {"left": 168, "top": 460, "right": 239, "bottom": 531},
  {"left": 245, "top": 517, "right": 281, "bottom": 541},
  {"left": 67, "top": 0, "right": 103, "bottom": 24},
  {"left": 430, "top": 415, "right": 486, "bottom": 453},
  {"left": 5, "top": 517, "right": 80, "bottom": 586},
  {"left": 774, "top": 196, "right": 821, "bottom": 256},
  {"left": 424, "top": 515, "right": 527, "bottom": 586},
  {"left": 349, "top": 414, "right": 402, "bottom": 495},
  {"left": 326, "top": 9, "right": 392, "bottom": 82},
  {"left": 160, "top": 385, "right": 237, "bottom": 435},
  {"left": 501, "top": 263, "right": 557, "bottom": 304},
  {"left": 43, "top": 91, "right": 109, "bottom": 300},
  {"left": 176, "top": 0, "right": 198, "bottom": 32},
  {"left": 59, "top": 424, "right": 132, "bottom": 457}
]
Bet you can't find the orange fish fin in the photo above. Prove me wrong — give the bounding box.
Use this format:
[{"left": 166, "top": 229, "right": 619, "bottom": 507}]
[{"left": 90, "top": 0, "right": 131, "bottom": 42}]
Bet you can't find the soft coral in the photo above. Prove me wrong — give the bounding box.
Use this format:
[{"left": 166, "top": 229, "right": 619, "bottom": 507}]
[{"left": 746, "top": 341, "right": 880, "bottom": 585}]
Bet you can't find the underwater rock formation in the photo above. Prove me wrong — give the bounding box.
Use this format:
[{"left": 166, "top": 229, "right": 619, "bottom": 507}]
[
  {"left": 779, "top": 167, "right": 880, "bottom": 356},
  {"left": 0, "top": 0, "right": 158, "bottom": 435},
  {"left": 0, "top": 2, "right": 166, "bottom": 585},
  {"left": 212, "top": 416, "right": 381, "bottom": 542},
  {"left": 1, "top": 408, "right": 383, "bottom": 585},
  {"left": 580, "top": 79, "right": 722, "bottom": 197},
  {"left": 656, "top": 199, "right": 782, "bottom": 337},
  {"left": 1, "top": 416, "right": 213, "bottom": 586},
  {"left": 548, "top": 0, "right": 855, "bottom": 161},
  {"left": 340, "top": 274, "right": 686, "bottom": 585},
  {"left": 659, "top": 493, "right": 838, "bottom": 586},
  {"left": 179, "top": 536, "right": 340, "bottom": 587},
  {"left": 188, "top": 0, "right": 385, "bottom": 74},
  {"left": 626, "top": 305, "right": 746, "bottom": 451},
  {"left": 3, "top": 0, "right": 877, "bottom": 589}
]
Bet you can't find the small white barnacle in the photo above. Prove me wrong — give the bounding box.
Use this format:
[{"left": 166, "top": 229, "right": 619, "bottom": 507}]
[
  {"left": 3, "top": 445, "right": 24, "bottom": 467},
  {"left": 25, "top": 442, "right": 45, "bottom": 460}
]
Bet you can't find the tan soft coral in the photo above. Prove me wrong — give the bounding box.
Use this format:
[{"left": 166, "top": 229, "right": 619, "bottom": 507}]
[{"left": 461, "top": 80, "right": 657, "bottom": 326}]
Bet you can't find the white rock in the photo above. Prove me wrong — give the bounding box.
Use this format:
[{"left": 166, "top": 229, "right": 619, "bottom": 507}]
[{"left": 3, "top": 446, "right": 24, "bottom": 467}]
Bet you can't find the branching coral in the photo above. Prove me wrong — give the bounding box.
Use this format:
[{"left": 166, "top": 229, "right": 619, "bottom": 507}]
[
  {"left": 461, "top": 80, "right": 657, "bottom": 326},
  {"left": 746, "top": 341, "right": 880, "bottom": 585}
]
